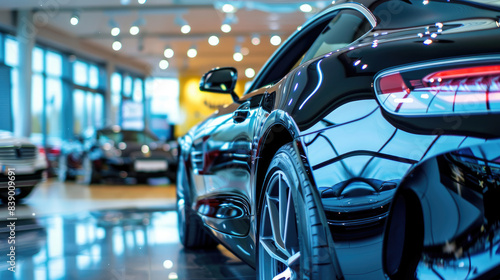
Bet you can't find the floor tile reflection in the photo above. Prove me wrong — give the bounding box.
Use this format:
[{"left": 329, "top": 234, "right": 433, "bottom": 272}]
[{"left": 0, "top": 208, "right": 255, "bottom": 280}]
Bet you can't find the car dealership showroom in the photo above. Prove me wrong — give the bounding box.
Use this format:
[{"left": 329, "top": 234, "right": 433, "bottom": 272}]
[{"left": 1, "top": 0, "right": 500, "bottom": 279}]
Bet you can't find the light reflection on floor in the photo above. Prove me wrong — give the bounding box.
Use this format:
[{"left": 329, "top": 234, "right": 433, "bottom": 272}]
[
  {"left": 0, "top": 208, "right": 256, "bottom": 280},
  {"left": 0, "top": 180, "right": 387, "bottom": 280}
]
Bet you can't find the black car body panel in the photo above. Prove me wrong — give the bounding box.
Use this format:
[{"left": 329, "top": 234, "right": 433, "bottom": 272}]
[
  {"left": 178, "top": 0, "right": 500, "bottom": 277},
  {"left": 384, "top": 140, "right": 500, "bottom": 279}
]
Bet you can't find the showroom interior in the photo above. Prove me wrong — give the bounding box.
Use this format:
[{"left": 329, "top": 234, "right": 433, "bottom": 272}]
[
  {"left": 3, "top": 0, "right": 500, "bottom": 279},
  {"left": 0, "top": 1, "right": 329, "bottom": 279}
]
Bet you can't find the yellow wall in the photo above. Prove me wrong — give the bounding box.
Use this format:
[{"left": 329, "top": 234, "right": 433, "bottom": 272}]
[{"left": 176, "top": 76, "right": 249, "bottom": 137}]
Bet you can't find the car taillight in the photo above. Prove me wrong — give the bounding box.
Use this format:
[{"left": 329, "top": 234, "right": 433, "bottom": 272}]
[
  {"left": 423, "top": 65, "right": 500, "bottom": 81},
  {"left": 375, "top": 63, "right": 500, "bottom": 115},
  {"left": 38, "top": 147, "right": 46, "bottom": 155},
  {"left": 49, "top": 146, "right": 61, "bottom": 156}
]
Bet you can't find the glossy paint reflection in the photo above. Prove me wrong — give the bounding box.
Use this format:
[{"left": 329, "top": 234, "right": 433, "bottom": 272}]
[
  {"left": 383, "top": 141, "right": 500, "bottom": 279},
  {"left": 0, "top": 208, "right": 255, "bottom": 280}
]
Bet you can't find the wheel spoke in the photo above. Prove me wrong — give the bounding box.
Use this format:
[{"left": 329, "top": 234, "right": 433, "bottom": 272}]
[
  {"left": 261, "top": 167, "right": 302, "bottom": 280},
  {"left": 272, "top": 267, "right": 292, "bottom": 280},
  {"left": 287, "top": 251, "right": 301, "bottom": 269},
  {"left": 267, "top": 193, "right": 287, "bottom": 254},
  {"left": 281, "top": 175, "right": 299, "bottom": 253},
  {"left": 279, "top": 173, "right": 287, "bottom": 244},
  {"left": 260, "top": 237, "right": 289, "bottom": 265},
  {"left": 283, "top": 187, "right": 292, "bottom": 247}
]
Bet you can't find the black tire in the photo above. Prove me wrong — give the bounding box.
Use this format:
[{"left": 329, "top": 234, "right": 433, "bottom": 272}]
[
  {"left": 176, "top": 155, "right": 217, "bottom": 248},
  {"left": 257, "top": 143, "right": 343, "bottom": 280},
  {"left": 0, "top": 186, "right": 35, "bottom": 203}
]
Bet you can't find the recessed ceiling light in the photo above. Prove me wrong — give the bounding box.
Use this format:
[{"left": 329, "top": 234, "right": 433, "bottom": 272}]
[
  {"left": 112, "top": 40, "right": 122, "bottom": 51},
  {"left": 138, "top": 0, "right": 146, "bottom": 4},
  {"left": 233, "top": 52, "right": 243, "bottom": 62},
  {"left": 270, "top": 35, "right": 281, "bottom": 46},
  {"left": 208, "top": 35, "right": 219, "bottom": 46},
  {"left": 222, "top": 4, "right": 236, "bottom": 13},
  {"left": 245, "top": 68, "right": 255, "bottom": 78},
  {"left": 187, "top": 48, "right": 197, "bottom": 58},
  {"left": 181, "top": 24, "right": 191, "bottom": 34},
  {"left": 130, "top": 25, "right": 140, "bottom": 35},
  {"left": 159, "top": 60, "right": 169, "bottom": 70},
  {"left": 163, "top": 260, "right": 174, "bottom": 270},
  {"left": 241, "top": 47, "right": 249, "bottom": 55},
  {"left": 70, "top": 13, "right": 79, "bottom": 25},
  {"left": 164, "top": 48, "right": 174, "bottom": 58},
  {"left": 300, "top": 4, "right": 313, "bottom": 13},
  {"left": 111, "top": 27, "right": 120, "bottom": 36},
  {"left": 221, "top": 24, "right": 231, "bottom": 33}
]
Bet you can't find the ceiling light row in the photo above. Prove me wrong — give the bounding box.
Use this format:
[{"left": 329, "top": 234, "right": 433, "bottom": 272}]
[
  {"left": 112, "top": 33, "right": 281, "bottom": 54},
  {"left": 217, "top": 2, "right": 324, "bottom": 14},
  {"left": 157, "top": 56, "right": 255, "bottom": 79},
  {"left": 74, "top": 1, "right": 328, "bottom": 27},
  {"left": 106, "top": 12, "right": 240, "bottom": 37}
]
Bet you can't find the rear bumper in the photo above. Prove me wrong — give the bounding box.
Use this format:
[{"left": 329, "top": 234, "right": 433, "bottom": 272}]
[
  {"left": 99, "top": 157, "right": 173, "bottom": 179},
  {"left": 0, "top": 170, "right": 44, "bottom": 189}
]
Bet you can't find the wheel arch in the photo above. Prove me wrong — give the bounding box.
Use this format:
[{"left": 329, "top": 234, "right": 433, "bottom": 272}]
[{"left": 254, "top": 123, "right": 294, "bottom": 215}]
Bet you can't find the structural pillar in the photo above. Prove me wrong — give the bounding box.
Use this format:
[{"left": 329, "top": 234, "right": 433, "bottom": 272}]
[
  {"left": 105, "top": 62, "right": 115, "bottom": 126},
  {"left": 15, "top": 10, "right": 35, "bottom": 138}
]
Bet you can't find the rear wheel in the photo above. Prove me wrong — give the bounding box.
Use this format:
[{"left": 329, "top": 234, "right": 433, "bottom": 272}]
[
  {"left": 176, "top": 155, "right": 217, "bottom": 248},
  {"left": 258, "top": 143, "right": 343, "bottom": 280}
]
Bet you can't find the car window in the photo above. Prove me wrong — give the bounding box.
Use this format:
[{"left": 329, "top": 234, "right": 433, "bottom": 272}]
[
  {"left": 301, "top": 9, "right": 372, "bottom": 63},
  {"left": 246, "top": 7, "right": 373, "bottom": 94}
]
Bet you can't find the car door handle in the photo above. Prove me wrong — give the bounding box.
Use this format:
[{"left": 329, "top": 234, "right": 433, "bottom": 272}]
[{"left": 233, "top": 101, "right": 250, "bottom": 123}]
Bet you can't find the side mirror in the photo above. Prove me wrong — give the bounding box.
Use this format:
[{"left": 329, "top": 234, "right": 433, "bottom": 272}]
[
  {"left": 199, "top": 67, "right": 239, "bottom": 102},
  {"left": 383, "top": 140, "right": 500, "bottom": 279}
]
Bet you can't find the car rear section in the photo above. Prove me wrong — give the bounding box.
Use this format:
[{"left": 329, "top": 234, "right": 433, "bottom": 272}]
[{"left": 293, "top": 0, "right": 500, "bottom": 240}]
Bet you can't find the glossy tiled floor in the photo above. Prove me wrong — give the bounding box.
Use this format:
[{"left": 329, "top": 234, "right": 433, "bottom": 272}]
[
  {"left": 0, "top": 209, "right": 256, "bottom": 280},
  {"left": 0, "top": 180, "right": 255, "bottom": 280},
  {"left": 0, "top": 179, "right": 385, "bottom": 280}
]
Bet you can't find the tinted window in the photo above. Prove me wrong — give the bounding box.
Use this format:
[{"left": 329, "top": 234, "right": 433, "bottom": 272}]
[
  {"left": 246, "top": 7, "right": 373, "bottom": 94},
  {"left": 302, "top": 9, "right": 372, "bottom": 63},
  {"left": 99, "top": 130, "right": 158, "bottom": 143}
]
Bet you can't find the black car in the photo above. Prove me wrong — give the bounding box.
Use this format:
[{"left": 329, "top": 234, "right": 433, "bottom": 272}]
[
  {"left": 177, "top": 0, "right": 500, "bottom": 279},
  {"left": 59, "top": 126, "right": 178, "bottom": 184}
]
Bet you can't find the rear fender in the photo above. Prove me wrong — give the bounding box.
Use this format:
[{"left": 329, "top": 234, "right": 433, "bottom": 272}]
[{"left": 383, "top": 139, "right": 500, "bottom": 279}]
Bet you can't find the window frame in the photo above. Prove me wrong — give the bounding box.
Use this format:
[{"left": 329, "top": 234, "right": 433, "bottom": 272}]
[{"left": 245, "top": 3, "right": 376, "bottom": 94}]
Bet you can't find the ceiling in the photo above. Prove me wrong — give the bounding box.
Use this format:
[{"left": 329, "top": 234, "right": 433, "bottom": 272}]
[{"left": 0, "top": 0, "right": 333, "bottom": 77}]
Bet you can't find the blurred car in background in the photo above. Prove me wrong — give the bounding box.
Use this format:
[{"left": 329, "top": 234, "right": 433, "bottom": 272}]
[
  {"left": 0, "top": 130, "right": 48, "bottom": 202},
  {"left": 58, "top": 126, "right": 178, "bottom": 184}
]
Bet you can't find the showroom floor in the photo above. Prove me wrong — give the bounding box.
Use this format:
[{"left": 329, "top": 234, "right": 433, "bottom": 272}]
[{"left": 0, "top": 179, "right": 385, "bottom": 280}]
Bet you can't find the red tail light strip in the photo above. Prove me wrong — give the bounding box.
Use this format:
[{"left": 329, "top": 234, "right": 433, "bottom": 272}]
[
  {"left": 423, "top": 65, "right": 500, "bottom": 82},
  {"left": 376, "top": 64, "right": 500, "bottom": 115}
]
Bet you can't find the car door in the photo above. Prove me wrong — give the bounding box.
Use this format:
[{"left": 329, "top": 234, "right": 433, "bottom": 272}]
[{"left": 192, "top": 3, "right": 377, "bottom": 215}]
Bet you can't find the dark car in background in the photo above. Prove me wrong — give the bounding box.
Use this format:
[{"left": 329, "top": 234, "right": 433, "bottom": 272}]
[
  {"left": 176, "top": 0, "right": 500, "bottom": 279},
  {"left": 0, "top": 130, "right": 47, "bottom": 202},
  {"left": 59, "top": 126, "right": 178, "bottom": 184}
]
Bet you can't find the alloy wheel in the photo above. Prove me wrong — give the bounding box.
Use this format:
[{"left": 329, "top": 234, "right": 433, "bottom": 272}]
[{"left": 259, "top": 170, "right": 301, "bottom": 280}]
